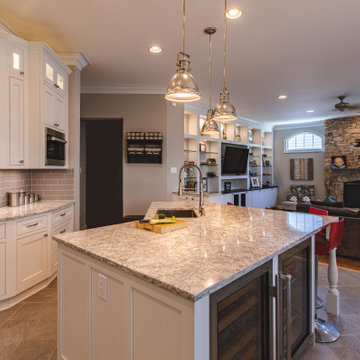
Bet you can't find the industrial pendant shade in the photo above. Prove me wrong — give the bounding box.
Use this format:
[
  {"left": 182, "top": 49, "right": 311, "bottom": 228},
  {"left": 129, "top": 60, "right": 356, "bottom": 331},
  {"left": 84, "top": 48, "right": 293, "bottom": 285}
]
[
  {"left": 165, "top": 0, "right": 201, "bottom": 103},
  {"left": 213, "top": 0, "right": 237, "bottom": 121},
  {"left": 201, "top": 27, "right": 220, "bottom": 135}
]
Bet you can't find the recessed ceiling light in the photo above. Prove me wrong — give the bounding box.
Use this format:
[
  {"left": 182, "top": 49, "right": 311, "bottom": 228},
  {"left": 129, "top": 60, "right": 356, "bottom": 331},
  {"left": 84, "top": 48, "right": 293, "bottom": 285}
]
[
  {"left": 306, "top": 109, "right": 314, "bottom": 113},
  {"left": 148, "top": 45, "right": 162, "bottom": 54},
  {"left": 277, "top": 95, "right": 287, "bottom": 100},
  {"left": 226, "top": 8, "right": 243, "bottom": 19}
]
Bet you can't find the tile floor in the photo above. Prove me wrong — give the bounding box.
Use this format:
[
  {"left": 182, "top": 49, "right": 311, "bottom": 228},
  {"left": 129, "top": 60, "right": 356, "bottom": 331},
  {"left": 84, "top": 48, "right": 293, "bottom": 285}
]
[{"left": 0, "top": 265, "right": 359, "bottom": 359}]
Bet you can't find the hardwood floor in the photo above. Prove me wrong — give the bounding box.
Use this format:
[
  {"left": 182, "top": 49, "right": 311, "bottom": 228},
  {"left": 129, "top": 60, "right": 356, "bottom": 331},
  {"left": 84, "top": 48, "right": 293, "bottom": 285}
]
[{"left": 0, "top": 264, "right": 359, "bottom": 359}]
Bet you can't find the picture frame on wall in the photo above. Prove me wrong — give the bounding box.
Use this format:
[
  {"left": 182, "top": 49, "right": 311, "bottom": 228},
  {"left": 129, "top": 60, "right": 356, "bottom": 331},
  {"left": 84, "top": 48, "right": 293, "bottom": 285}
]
[
  {"left": 332, "top": 156, "right": 346, "bottom": 169},
  {"left": 250, "top": 176, "right": 260, "bottom": 188}
]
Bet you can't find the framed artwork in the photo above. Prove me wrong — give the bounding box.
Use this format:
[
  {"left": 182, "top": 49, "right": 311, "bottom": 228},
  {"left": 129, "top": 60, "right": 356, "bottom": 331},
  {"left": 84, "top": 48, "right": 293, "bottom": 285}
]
[
  {"left": 332, "top": 156, "right": 346, "bottom": 169},
  {"left": 290, "top": 158, "right": 314, "bottom": 180},
  {"left": 250, "top": 176, "right": 260, "bottom": 188}
]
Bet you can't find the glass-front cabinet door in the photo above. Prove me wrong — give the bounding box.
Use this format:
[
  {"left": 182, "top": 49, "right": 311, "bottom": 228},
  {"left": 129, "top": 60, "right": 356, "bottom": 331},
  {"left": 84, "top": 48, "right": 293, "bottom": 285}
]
[
  {"left": 210, "top": 261, "right": 273, "bottom": 360},
  {"left": 278, "top": 239, "right": 312, "bottom": 359},
  {"left": 8, "top": 44, "right": 25, "bottom": 78}
]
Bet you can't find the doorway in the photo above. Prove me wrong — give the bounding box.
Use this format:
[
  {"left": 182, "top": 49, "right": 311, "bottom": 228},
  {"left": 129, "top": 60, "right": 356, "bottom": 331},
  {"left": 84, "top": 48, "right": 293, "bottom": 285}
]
[{"left": 81, "top": 119, "right": 123, "bottom": 229}]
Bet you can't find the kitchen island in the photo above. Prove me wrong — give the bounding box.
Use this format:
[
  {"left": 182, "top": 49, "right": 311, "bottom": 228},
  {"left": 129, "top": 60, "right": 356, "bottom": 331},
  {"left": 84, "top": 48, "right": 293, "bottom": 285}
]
[{"left": 54, "top": 202, "right": 336, "bottom": 360}]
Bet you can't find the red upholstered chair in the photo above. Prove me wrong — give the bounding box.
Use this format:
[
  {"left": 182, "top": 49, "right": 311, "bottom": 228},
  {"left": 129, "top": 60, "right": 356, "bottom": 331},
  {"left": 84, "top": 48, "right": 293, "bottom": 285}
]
[
  {"left": 309, "top": 207, "right": 328, "bottom": 242},
  {"left": 315, "top": 219, "right": 344, "bottom": 256},
  {"left": 227, "top": 202, "right": 234, "bottom": 205}
]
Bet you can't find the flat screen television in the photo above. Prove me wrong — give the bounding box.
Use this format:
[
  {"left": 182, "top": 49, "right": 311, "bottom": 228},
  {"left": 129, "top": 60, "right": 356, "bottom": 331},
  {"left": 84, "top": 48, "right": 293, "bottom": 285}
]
[{"left": 221, "top": 144, "right": 249, "bottom": 175}]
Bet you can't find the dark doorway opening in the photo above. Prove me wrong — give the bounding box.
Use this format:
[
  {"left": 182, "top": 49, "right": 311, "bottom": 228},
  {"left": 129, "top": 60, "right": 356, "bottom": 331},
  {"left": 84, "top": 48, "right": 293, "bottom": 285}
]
[{"left": 82, "top": 119, "right": 123, "bottom": 229}]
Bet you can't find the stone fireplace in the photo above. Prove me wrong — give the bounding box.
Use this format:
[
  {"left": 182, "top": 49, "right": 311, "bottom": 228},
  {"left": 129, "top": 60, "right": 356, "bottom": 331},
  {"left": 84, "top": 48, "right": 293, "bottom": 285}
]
[{"left": 324, "top": 116, "right": 360, "bottom": 202}]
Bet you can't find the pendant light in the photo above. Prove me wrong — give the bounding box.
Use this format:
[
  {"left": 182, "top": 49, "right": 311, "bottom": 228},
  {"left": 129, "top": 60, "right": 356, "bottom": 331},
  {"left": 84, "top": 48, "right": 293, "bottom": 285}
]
[
  {"left": 213, "top": 0, "right": 238, "bottom": 121},
  {"left": 165, "top": 0, "right": 201, "bottom": 103},
  {"left": 201, "top": 27, "right": 220, "bottom": 135}
]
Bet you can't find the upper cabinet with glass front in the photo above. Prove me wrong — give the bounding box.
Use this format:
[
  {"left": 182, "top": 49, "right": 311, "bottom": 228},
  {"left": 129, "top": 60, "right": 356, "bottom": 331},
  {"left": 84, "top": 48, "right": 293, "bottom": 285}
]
[
  {"left": 43, "top": 52, "right": 68, "bottom": 96},
  {"left": 28, "top": 43, "right": 71, "bottom": 168}
]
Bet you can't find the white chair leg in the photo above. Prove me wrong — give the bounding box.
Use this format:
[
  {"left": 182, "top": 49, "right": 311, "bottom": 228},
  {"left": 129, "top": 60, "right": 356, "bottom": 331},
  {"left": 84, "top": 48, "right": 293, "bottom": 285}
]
[{"left": 327, "top": 247, "right": 340, "bottom": 315}]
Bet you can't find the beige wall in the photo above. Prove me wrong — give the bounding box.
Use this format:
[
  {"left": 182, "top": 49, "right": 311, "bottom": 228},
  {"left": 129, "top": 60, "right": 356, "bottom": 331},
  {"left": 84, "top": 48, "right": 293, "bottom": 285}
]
[
  {"left": 274, "top": 125, "right": 325, "bottom": 202},
  {"left": 80, "top": 94, "right": 184, "bottom": 216}
]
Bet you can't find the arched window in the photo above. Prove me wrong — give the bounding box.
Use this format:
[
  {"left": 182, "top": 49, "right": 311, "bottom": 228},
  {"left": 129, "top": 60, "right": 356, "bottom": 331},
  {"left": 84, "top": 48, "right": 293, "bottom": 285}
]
[{"left": 285, "top": 131, "right": 324, "bottom": 153}]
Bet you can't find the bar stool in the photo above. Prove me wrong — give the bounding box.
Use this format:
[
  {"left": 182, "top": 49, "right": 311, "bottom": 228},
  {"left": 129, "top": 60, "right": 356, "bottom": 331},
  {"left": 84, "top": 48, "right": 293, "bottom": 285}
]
[
  {"left": 309, "top": 207, "right": 344, "bottom": 343},
  {"left": 314, "top": 218, "right": 344, "bottom": 343},
  {"left": 309, "top": 207, "right": 328, "bottom": 310}
]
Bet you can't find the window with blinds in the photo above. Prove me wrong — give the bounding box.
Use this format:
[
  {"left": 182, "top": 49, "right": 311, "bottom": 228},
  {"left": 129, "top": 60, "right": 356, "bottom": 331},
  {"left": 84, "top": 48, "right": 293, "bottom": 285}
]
[{"left": 285, "top": 132, "right": 324, "bottom": 152}]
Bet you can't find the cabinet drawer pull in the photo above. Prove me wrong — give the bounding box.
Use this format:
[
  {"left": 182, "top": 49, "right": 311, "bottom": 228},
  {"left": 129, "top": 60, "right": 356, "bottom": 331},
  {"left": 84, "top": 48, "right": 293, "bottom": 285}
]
[
  {"left": 53, "top": 123, "right": 60, "bottom": 127},
  {"left": 60, "top": 212, "right": 66, "bottom": 217},
  {"left": 26, "top": 222, "right": 39, "bottom": 228},
  {"left": 54, "top": 84, "right": 60, "bottom": 88},
  {"left": 20, "top": 71, "right": 24, "bottom": 75},
  {"left": 60, "top": 229, "right": 66, "bottom": 234},
  {"left": 19, "top": 160, "right": 24, "bottom": 164}
]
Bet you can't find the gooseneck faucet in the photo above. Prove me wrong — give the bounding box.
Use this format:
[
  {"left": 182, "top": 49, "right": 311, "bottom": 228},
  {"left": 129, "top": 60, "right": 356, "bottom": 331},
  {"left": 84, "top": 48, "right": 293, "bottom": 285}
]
[{"left": 178, "top": 164, "right": 205, "bottom": 216}]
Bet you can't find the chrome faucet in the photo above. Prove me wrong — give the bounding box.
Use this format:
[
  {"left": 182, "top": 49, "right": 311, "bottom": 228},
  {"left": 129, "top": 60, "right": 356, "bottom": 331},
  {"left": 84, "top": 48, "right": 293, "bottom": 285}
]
[{"left": 178, "top": 164, "right": 205, "bottom": 216}]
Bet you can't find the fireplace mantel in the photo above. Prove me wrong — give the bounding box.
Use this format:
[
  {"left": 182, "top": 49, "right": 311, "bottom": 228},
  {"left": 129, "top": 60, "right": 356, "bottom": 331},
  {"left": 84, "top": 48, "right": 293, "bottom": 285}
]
[{"left": 332, "top": 168, "right": 360, "bottom": 173}]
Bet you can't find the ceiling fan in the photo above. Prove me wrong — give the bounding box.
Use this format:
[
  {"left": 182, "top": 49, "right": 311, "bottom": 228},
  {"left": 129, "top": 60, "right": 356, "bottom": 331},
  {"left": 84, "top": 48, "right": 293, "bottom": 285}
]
[{"left": 332, "top": 95, "right": 360, "bottom": 112}]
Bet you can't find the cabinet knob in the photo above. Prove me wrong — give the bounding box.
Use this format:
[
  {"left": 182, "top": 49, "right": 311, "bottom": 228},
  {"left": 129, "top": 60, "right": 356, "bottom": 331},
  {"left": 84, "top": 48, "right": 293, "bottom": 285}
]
[
  {"left": 54, "top": 84, "right": 60, "bottom": 88},
  {"left": 44, "top": 233, "right": 48, "bottom": 237},
  {"left": 20, "top": 71, "right": 24, "bottom": 75}
]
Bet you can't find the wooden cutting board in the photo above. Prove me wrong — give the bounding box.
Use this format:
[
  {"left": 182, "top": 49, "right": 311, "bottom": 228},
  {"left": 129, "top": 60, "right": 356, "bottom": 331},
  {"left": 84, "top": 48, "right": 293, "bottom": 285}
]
[{"left": 135, "top": 220, "right": 187, "bottom": 234}]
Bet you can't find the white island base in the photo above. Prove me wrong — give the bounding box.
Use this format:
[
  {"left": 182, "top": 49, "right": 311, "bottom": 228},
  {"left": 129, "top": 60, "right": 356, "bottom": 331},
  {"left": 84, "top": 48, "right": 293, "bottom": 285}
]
[{"left": 57, "top": 239, "right": 316, "bottom": 360}]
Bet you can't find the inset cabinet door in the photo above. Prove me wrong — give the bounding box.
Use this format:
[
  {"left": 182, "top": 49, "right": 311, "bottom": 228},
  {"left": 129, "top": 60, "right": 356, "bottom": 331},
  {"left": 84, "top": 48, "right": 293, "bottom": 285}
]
[
  {"left": 9, "top": 77, "right": 25, "bottom": 166},
  {"left": 42, "top": 82, "right": 66, "bottom": 132},
  {"left": 17, "top": 230, "right": 48, "bottom": 291},
  {"left": 51, "top": 220, "right": 73, "bottom": 274}
]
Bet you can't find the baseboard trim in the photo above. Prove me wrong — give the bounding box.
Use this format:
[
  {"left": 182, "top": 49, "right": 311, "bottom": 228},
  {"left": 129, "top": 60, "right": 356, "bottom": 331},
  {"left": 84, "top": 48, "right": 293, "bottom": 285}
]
[{"left": 0, "top": 272, "right": 57, "bottom": 311}]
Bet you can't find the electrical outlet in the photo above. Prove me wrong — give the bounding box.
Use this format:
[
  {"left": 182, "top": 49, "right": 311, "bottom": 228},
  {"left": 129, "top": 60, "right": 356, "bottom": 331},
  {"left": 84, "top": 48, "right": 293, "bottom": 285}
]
[{"left": 98, "top": 273, "right": 107, "bottom": 302}]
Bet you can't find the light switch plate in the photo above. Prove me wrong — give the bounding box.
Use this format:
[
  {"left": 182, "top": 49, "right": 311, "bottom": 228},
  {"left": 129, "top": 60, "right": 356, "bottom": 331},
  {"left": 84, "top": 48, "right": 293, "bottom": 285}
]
[
  {"left": 170, "top": 167, "right": 177, "bottom": 174},
  {"left": 98, "top": 273, "right": 107, "bottom": 302}
]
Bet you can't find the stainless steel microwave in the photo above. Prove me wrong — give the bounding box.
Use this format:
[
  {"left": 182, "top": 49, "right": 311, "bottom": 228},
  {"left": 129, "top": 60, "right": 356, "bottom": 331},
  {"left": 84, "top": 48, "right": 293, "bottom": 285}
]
[{"left": 45, "top": 127, "right": 67, "bottom": 166}]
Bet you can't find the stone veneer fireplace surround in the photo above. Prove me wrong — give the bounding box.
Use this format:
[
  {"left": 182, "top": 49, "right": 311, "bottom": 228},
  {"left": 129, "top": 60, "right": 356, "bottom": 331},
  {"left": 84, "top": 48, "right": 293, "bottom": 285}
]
[{"left": 324, "top": 116, "right": 360, "bottom": 202}]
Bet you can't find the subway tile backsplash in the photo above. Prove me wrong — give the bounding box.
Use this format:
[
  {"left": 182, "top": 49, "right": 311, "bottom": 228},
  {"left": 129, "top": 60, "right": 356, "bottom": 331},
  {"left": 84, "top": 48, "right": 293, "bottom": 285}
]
[
  {"left": 0, "top": 170, "right": 31, "bottom": 207},
  {"left": 0, "top": 169, "right": 74, "bottom": 207}
]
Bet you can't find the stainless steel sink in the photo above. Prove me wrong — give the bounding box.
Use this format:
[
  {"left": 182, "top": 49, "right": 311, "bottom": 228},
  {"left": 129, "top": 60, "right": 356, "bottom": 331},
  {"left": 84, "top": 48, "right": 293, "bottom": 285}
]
[{"left": 156, "top": 209, "right": 198, "bottom": 218}]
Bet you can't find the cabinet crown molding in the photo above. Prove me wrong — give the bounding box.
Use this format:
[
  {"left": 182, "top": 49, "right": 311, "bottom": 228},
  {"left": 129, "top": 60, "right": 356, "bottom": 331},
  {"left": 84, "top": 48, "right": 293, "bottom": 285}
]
[
  {"left": 28, "top": 42, "right": 72, "bottom": 75},
  {"left": 58, "top": 52, "right": 89, "bottom": 71}
]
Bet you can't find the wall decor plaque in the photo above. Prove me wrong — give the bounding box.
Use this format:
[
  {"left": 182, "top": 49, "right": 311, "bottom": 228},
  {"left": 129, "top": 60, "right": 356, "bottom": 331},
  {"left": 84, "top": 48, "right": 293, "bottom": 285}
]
[{"left": 290, "top": 158, "right": 314, "bottom": 181}]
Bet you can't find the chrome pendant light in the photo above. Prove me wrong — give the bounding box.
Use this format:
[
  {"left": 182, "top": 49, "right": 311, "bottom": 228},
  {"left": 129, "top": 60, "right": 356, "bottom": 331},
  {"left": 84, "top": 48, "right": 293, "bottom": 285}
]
[
  {"left": 165, "top": 0, "right": 201, "bottom": 103},
  {"left": 213, "top": 0, "right": 238, "bottom": 121},
  {"left": 201, "top": 27, "right": 220, "bottom": 135}
]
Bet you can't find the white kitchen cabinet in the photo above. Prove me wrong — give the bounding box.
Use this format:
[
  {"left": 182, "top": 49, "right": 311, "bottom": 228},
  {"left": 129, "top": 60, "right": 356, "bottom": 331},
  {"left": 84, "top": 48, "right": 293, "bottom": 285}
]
[
  {"left": 17, "top": 229, "right": 48, "bottom": 292},
  {"left": 0, "top": 223, "right": 6, "bottom": 298},
  {"left": 51, "top": 219, "right": 73, "bottom": 275},
  {"left": 0, "top": 31, "right": 28, "bottom": 169},
  {"left": 0, "top": 203, "right": 74, "bottom": 310},
  {"left": 9, "top": 77, "right": 25, "bottom": 166},
  {"left": 28, "top": 43, "right": 71, "bottom": 168}
]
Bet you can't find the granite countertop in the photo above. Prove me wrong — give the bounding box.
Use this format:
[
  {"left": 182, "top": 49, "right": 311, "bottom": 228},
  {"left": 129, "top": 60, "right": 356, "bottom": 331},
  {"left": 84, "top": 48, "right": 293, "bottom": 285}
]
[
  {"left": 54, "top": 201, "right": 336, "bottom": 302},
  {"left": 0, "top": 200, "right": 75, "bottom": 222}
]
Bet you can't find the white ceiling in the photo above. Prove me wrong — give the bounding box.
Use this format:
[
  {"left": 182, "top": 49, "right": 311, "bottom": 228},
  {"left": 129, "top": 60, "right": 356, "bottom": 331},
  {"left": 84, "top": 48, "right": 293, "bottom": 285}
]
[{"left": 1, "top": 0, "right": 360, "bottom": 124}]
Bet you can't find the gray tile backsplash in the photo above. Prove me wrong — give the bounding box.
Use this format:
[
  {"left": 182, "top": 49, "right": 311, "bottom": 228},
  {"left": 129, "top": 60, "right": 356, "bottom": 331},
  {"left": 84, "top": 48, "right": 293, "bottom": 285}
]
[{"left": 0, "top": 169, "right": 74, "bottom": 207}]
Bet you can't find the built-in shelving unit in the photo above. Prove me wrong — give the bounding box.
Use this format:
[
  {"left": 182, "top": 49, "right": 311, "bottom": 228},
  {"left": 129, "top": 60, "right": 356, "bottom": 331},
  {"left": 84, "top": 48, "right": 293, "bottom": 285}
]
[{"left": 183, "top": 106, "right": 274, "bottom": 193}]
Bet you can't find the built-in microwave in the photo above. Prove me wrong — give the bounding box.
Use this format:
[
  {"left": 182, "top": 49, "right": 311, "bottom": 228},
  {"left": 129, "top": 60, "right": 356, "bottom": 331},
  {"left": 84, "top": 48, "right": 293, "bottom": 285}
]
[{"left": 46, "top": 127, "right": 67, "bottom": 166}]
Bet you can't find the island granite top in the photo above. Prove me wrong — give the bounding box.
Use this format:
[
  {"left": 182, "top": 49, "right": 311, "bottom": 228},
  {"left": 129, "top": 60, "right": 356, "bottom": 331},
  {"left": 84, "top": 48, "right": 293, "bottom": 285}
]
[
  {"left": 0, "top": 200, "right": 74, "bottom": 222},
  {"left": 54, "top": 202, "right": 336, "bottom": 302}
]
